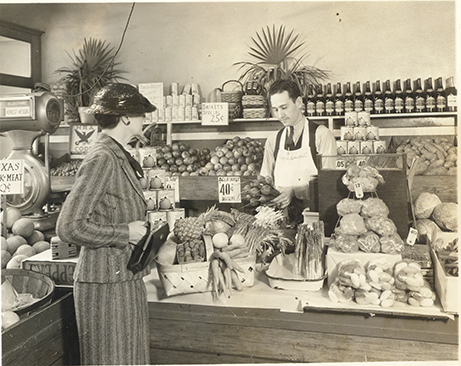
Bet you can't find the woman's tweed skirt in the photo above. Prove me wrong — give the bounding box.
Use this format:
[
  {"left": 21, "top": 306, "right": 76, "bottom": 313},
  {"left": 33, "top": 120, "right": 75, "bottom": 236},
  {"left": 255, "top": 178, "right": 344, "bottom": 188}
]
[{"left": 74, "top": 279, "right": 150, "bottom": 365}]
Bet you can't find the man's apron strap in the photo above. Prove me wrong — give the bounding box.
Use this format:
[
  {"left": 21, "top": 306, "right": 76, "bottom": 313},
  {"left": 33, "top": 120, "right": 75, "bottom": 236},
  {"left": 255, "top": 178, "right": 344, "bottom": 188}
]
[{"left": 273, "top": 120, "right": 320, "bottom": 169}]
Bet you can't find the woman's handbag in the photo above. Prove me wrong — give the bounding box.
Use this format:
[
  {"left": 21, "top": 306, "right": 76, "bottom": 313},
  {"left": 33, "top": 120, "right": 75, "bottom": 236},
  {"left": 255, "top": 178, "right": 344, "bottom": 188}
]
[{"left": 127, "top": 220, "right": 170, "bottom": 275}]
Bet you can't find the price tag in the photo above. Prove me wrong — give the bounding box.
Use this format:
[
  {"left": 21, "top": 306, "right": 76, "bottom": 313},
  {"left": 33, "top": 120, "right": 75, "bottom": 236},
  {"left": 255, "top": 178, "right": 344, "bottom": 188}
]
[
  {"left": 354, "top": 182, "right": 364, "bottom": 199},
  {"left": 356, "top": 158, "right": 367, "bottom": 167},
  {"left": 165, "top": 176, "right": 180, "bottom": 202},
  {"left": 335, "top": 159, "right": 346, "bottom": 169},
  {"left": 201, "top": 103, "right": 228, "bottom": 126},
  {"left": 218, "top": 176, "right": 241, "bottom": 203},
  {"left": 0, "top": 159, "right": 24, "bottom": 194},
  {"left": 406, "top": 227, "right": 418, "bottom": 246}
]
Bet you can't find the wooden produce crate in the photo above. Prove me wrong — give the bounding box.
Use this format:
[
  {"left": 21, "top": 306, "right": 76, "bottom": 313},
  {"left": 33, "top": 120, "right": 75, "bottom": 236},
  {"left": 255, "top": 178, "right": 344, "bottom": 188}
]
[{"left": 429, "top": 231, "right": 459, "bottom": 313}]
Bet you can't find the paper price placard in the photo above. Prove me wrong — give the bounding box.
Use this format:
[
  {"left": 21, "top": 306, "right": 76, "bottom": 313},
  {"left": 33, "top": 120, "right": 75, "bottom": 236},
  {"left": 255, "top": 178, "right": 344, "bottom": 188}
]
[
  {"left": 0, "top": 159, "right": 24, "bottom": 194},
  {"left": 218, "top": 176, "right": 241, "bottom": 203},
  {"left": 201, "top": 103, "right": 228, "bottom": 126},
  {"left": 165, "top": 176, "right": 180, "bottom": 202},
  {"left": 139, "top": 82, "right": 164, "bottom": 110}
]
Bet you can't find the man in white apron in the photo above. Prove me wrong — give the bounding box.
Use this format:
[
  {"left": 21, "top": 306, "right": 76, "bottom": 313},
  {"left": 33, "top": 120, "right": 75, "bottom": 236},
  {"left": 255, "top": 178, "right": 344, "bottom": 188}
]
[{"left": 260, "top": 79, "right": 336, "bottom": 222}]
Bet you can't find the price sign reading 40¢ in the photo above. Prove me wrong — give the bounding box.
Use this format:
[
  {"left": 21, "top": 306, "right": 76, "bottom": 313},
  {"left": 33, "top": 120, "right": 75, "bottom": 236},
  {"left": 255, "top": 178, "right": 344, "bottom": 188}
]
[
  {"left": 201, "top": 103, "right": 229, "bottom": 126},
  {"left": 218, "top": 176, "right": 241, "bottom": 203}
]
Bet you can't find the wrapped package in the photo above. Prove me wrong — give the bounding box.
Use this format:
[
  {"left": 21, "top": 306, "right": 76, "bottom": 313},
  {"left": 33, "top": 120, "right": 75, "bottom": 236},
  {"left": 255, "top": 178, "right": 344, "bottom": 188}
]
[
  {"left": 407, "top": 281, "right": 436, "bottom": 307},
  {"left": 336, "top": 198, "right": 363, "bottom": 216},
  {"left": 330, "top": 234, "right": 359, "bottom": 253},
  {"left": 336, "top": 259, "right": 366, "bottom": 288},
  {"left": 394, "top": 261, "right": 425, "bottom": 292},
  {"left": 341, "top": 165, "right": 385, "bottom": 193},
  {"left": 339, "top": 213, "right": 367, "bottom": 236},
  {"left": 328, "top": 278, "right": 355, "bottom": 303},
  {"left": 365, "top": 215, "right": 397, "bottom": 236},
  {"left": 360, "top": 197, "right": 390, "bottom": 218},
  {"left": 357, "top": 231, "right": 380, "bottom": 253},
  {"left": 366, "top": 257, "right": 395, "bottom": 291},
  {"left": 380, "top": 233, "right": 404, "bottom": 254}
]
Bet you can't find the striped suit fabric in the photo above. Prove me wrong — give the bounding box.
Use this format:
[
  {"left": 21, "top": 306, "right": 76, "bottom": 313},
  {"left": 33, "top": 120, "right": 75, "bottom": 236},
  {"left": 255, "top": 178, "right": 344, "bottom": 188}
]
[{"left": 57, "top": 133, "right": 150, "bottom": 365}]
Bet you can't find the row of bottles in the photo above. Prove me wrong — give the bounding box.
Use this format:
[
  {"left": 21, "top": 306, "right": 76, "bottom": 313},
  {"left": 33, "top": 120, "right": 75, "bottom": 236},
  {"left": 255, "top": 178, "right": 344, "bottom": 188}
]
[{"left": 305, "top": 77, "right": 457, "bottom": 117}]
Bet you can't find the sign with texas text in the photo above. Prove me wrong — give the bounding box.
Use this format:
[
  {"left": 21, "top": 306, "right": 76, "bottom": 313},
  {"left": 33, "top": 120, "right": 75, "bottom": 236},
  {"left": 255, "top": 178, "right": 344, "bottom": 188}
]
[{"left": 0, "top": 159, "right": 24, "bottom": 194}]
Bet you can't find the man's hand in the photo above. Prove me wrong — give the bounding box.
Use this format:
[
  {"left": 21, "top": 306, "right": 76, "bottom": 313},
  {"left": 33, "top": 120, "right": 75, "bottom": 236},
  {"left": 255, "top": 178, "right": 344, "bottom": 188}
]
[
  {"left": 128, "top": 221, "right": 148, "bottom": 244},
  {"left": 269, "top": 187, "right": 295, "bottom": 209}
]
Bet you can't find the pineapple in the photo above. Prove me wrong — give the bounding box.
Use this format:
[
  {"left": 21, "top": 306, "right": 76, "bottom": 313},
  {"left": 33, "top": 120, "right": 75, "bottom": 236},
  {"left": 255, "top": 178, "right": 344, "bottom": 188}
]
[
  {"left": 173, "top": 206, "right": 236, "bottom": 243},
  {"left": 174, "top": 216, "right": 205, "bottom": 243}
]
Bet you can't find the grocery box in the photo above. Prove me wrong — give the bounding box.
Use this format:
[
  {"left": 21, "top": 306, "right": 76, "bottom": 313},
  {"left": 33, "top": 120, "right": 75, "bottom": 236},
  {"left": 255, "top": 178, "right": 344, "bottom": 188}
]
[
  {"left": 429, "top": 231, "right": 459, "bottom": 313},
  {"left": 326, "top": 248, "right": 402, "bottom": 286},
  {"left": 22, "top": 249, "right": 78, "bottom": 287}
]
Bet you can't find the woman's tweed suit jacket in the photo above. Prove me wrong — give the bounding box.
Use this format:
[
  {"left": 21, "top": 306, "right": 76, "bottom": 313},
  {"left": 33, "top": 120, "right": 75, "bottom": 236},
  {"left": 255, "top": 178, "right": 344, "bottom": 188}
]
[{"left": 56, "top": 133, "right": 150, "bottom": 283}]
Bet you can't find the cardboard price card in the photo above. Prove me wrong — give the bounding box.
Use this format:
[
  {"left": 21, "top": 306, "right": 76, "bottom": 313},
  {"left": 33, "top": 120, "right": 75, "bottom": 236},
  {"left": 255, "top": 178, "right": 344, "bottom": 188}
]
[
  {"left": 218, "top": 176, "right": 241, "bottom": 203},
  {"left": 201, "top": 103, "right": 229, "bottom": 126},
  {"left": 0, "top": 159, "right": 24, "bottom": 194}
]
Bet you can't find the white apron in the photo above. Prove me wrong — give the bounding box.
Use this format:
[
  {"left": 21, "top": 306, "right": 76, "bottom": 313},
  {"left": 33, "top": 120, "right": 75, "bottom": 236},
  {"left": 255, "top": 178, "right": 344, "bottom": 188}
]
[{"left": 273, "top": 118, "right": 317, "bottom": 201}]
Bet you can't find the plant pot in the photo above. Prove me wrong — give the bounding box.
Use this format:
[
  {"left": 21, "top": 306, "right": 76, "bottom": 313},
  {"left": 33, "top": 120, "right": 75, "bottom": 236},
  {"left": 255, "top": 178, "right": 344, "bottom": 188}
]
[{"left": 78, "top": 107, "right": 97, "bottom": 125}]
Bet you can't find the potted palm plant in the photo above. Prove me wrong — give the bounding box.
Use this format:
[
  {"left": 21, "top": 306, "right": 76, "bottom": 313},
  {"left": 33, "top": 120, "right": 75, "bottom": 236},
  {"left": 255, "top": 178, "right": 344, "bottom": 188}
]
[
  {"left": 234, "top": 25, "right": 329, "bottom": 98},
  {"left": 55, "top": 38, "right": 126, "bottom": 124}
]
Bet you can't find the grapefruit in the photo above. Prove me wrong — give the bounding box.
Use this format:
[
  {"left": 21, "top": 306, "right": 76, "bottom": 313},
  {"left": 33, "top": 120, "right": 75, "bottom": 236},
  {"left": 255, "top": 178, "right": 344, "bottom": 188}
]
[
  {"left": 0, "top": 207, "right": 22, "bottom": 229},
  {"left": 6, "top": 254, "right": 28, "bottom": 269},
  {"left": 1, "top": 250, "right": 12, "bottom": 269},
  {"left": 33, "top": 241, "right": 50, "bottom": 254},
  {"left": 1, "top": 311, "right": 20, "bottom": 330},
  {"left": 1, "top": 236, "right": 7, "bottom": 251},
  {"left": 11, "top": 218, "right": 35, "bottom": 238},
  {"left": 229, "top": 233, "right": 245, "bottom": 247},
  {"left": 6, "top": 236, "right": 28, "bottom": 255},
  {"left": 13, "top": 244, "right": 36, "bottom": 258},
  {"left": 27, "top": 230, "right": 45, "bottom": 245},
  {"left": 212, "top": 232, "right": 228, "bottom": 249}
]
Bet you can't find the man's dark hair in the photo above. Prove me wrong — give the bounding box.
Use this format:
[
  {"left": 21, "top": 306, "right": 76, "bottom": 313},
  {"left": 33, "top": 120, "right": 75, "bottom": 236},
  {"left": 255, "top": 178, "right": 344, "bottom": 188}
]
[{"left": 268, "top": 79, "right": 302, "bottom": 102}]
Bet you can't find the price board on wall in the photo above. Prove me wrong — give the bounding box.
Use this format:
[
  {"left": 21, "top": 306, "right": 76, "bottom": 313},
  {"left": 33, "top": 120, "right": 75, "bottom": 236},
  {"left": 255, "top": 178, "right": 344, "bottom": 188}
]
[
  {"left": 69, "top": 124, "right": 100, "bottom": 159},
  {"left": 201, "top": 103, "right": 228, "bottom": 126},
  {"left": 139, "top": 82, "right": 164, "bottom": 110}
]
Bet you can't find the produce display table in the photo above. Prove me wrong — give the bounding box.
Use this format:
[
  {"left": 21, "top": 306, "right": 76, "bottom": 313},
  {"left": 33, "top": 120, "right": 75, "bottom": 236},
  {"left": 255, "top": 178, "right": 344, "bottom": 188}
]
[{"left": 145, "top": 264, "right": 459, "bottom": 364}]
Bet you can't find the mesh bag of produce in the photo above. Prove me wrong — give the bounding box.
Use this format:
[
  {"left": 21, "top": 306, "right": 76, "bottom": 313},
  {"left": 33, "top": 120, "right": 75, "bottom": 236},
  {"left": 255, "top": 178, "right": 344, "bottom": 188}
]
[
  {"left": 360, "top": 197, "right": 390, "bottom": 218},
  {"left": 330, "top": 233, "right": 359, "bottom": 253},
  {"left": 357, "top": 231, "right": 380, "bottom": 253},
  {"left": 379, "top": 233, "right": 404, "bottom": 254},
  {"left": 393, "top": 261, "right": 424, "bottom": 292},
  {"left": 328, "top": 277, "right": 355, "bottom": 303},
  {"left": 365, "top": 215, "right": 397, "bottom": 236},
  {"left": 336, "top": 259, "right": 366, "bottom": 288},
  {"left": 336, "top": 198, "right": 363, "bottom": 216},
  {"left": 339, "top": 213, "right": 367, "bottom": 236}
]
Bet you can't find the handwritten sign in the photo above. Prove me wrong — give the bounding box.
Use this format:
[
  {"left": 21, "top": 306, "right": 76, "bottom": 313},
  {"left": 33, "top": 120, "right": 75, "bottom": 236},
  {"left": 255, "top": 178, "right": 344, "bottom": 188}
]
[
  {"left": 201, "top": 103, "right": 228, "bottom": 126},
  {"left": 0, "top": 159, "right": 24, "bottom": 194},
  {"left": 218, "top": 176, "right": 241, "bottom": 203},
  {"left": 165, "top": 175, "right": 180, "bottom": 202},
  {"left": 69, "top": 124, "right": 100, "bottom": 159},
  {"left": 139, "top": 82, "right": 164, "bottom": 110}
]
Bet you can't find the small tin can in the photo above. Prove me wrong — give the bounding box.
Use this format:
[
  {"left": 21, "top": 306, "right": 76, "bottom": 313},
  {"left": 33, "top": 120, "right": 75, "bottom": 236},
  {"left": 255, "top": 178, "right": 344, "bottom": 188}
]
[
  {"left": 357, "top": 111, "right": 371, "bottom": 127},
  {"left": 336, "top": 140, "right": 348, "bottom": 155},
  {"left": 341, "top": 126, "right": 355, "bottom": 141},
  {"left": 178, "top": 107, "right": 185, "bottom": 121},
  {"left": 172, "top": 94, "right": 179, "bottom": 107},
  {"left": 354, "top": 127, "right": 367, "bottom": 141},
  {"left": 366, "top": 126, "right": 379, "bottom": 140},
  {"left": 193, "top": 93, "right": 201, "bottom": 106},
  {"left": 182, "top": 84, "right": 191, "bottom": 95},
  {"left": 166, "top": 208, "right": 185, "bottom": 231},
  {"left": 144, "top": 190, "right": 158, "bottom": 211},
  {"left": 185, "top": 106, "right": 192, "bottom": 121},
  {"left": 151, "top": 109, "right": 159, "bottom": 123},
  {"left": 147, "top": 168, "right": 166, "bottom": 188},
  {"left": 347, "top": 140, "right": 360, "bottom": 154},
  {"left": 165, "top": 107, "right": 172, "bottom": 122},
  {"left": 166, "top": 95, "right": 173, "bottom": 107},
  {"left": 172, "top": 106, "right": 179, "bottom": 121},
  {"left": 360, "top": 140, "right": 374, "bottom": 154},
  {"left": 148, "top": 210, "right": 167, "bottom": 225},
  {"left": 373, "top": 140, "right": 387, "bottom": 154},
  {"left": 345, "top": 111, "right": 358, "bottom": 127},
  {"left": 185, "top": 94, "right": 193, "bottom": 107},
  {"left": 191, "top": 83, "right": 199, "bottom": 95},
  {"left": 179, "top": 94, "right": 186, "bottom": 107},
  {"left": 158, "top": 188, "right": 175, "bottom": 210},
  {"left": 158, "top": 108, "right": 165, "bottom": 122},
  {"left": 192, "top": 106, "right": 199, "bottom": 121},
  {"left": 171, "top": 82, "right": 179, "bottom": 95}
]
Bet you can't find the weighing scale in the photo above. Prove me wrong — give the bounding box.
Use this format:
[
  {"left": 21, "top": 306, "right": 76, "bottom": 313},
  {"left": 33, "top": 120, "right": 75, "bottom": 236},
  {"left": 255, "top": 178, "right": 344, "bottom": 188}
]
[{"left": 0, "top": 91, "right": 64, "bottom": 231}]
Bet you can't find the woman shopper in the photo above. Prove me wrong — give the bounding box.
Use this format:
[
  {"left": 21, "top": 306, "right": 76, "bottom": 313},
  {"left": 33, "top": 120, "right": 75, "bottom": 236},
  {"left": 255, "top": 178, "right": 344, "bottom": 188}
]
[{"left": 57, "top": 83, "right": 156, "bottom": 365}]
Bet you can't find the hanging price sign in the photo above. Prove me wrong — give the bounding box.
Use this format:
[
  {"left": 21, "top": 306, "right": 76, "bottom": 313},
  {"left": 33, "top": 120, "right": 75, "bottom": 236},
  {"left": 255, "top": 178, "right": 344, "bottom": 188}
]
[
  {"left": 354, "top": 182, "right": 364, "bottom": 199},
  {"left": 406, "top": 227, "right": 418, "bottom": 246},
  {"left": 356, "top": 158, "right": 368, "bottom": 167},
  {"left": 335, "top": 158, "right": 347, "bottom": 169},
  {"left": 201, "top": 103, "right": 228, "bottom": 126},
  {"left": 218, "top": 176, "right": 241, "bottom": 203}
]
